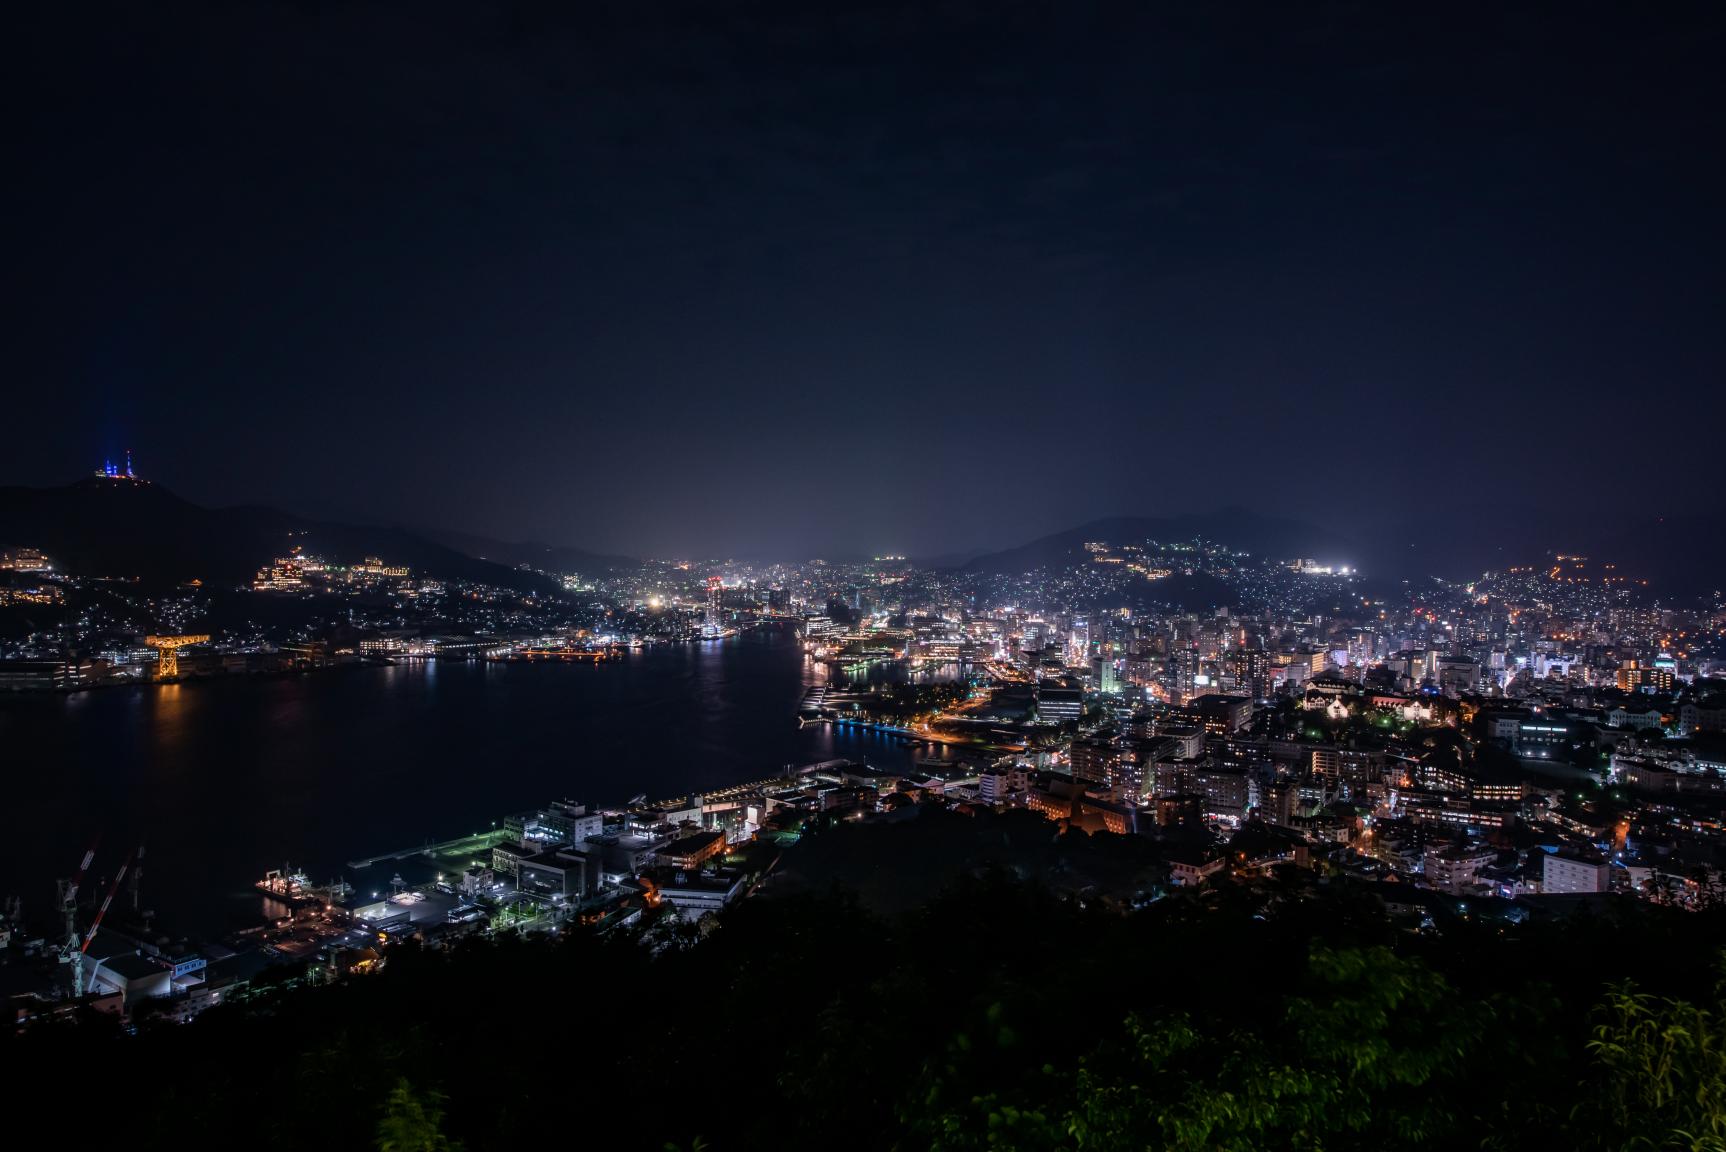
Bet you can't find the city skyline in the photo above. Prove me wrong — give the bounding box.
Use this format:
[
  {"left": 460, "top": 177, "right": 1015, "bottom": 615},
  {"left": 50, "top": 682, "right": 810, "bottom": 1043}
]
[
  {"left": 9, "top": 3, "right": 1726, "bottom": 1140},
  {"left": 7, "top": 453, "right": 1723, "bottom": 597}
]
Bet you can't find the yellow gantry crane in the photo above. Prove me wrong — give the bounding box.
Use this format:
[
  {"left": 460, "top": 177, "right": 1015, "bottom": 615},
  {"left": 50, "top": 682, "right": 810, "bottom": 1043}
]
[{"left": 144, "top": 634, "right": 210, "bottom": 679}]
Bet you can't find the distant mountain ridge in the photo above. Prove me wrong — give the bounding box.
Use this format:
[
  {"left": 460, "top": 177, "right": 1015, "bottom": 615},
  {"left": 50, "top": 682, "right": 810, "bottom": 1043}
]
[
  {"left": 962, "top": 509, "right": 1356, "bottom": 575},
  {"left": 8, "top": 480, "right": 1718, "bottom": 598},
  {"left": 0, "top": 478, "right": 558, "bottom": 594},
  {"left": 1354, "top": 505, "right": 1726, "bottom": 594},
  {"left": 418, "top": 529, "right": 636, "bottom": 576},
  {"left": 963, "top": 506, "right": 1726, "bottom": 597}
]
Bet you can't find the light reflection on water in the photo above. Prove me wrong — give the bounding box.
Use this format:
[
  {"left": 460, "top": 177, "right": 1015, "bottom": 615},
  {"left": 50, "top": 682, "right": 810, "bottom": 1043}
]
[{"left": 0, "top": 631, "right": 962, "bottom": 935}]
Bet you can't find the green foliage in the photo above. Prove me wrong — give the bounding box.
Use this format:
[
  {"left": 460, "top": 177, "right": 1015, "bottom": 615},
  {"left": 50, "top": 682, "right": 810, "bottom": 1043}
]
[
  {"left": 1585, "top": 981, "right": 1726, "bottom": 1151},
  {"left": 376, "top": 1078, "right": 461, "bottom": 1152},
  {"left": 9, "top": 868, "right": 1726, "bottom": 1152},
  {"left": 917, "top": 945, "right": 1487, "bottom": 1151}
]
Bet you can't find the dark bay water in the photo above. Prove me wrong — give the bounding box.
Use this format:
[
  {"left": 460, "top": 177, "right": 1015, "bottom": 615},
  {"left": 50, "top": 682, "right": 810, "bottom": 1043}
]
[{"left": 0, "top": 630, "right": 953, "bottom": 935}]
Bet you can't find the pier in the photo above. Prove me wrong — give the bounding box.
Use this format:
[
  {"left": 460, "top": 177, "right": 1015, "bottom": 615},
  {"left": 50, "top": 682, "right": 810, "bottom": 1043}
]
[{"left": 347, "top": 828, "right": 509, "bottom": 871}]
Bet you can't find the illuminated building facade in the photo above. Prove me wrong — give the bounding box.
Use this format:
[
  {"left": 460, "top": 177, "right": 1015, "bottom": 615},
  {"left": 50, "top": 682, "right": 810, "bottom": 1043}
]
[{"left": 706, "top": 576, "right": 724, "bottom": 633}]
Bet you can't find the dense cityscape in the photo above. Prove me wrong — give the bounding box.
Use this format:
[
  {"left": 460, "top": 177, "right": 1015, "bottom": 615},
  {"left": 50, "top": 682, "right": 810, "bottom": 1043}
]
[
  {"left": 7, "top": 458, "right": 1726, "bottom": 1146},
  {"left": 12, "top": 1, "right": 1726, "bottom": 1148},
  {"left": 6, "top": 455, "right": 1726, "bottom": 1003}
]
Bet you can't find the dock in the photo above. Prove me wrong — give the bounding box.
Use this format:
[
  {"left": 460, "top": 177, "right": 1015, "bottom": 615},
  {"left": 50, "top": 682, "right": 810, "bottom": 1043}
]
[{"left": 347, "top": 828, "right": 508, "bottom": 870}]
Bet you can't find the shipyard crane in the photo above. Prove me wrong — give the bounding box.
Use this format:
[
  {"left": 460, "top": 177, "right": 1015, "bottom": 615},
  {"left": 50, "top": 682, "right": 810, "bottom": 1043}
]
[
  {"left": 56, "top": 839, "right": 99, "bottom": 994},
  {"left": 74, "top": 849, "right": 137, "bottom": 995},
  {"left": 129, "top": 843, "right": 146, "bottom": 913},
  {"left": 144, "top": 634, "right": 210, "bottom": 680}
]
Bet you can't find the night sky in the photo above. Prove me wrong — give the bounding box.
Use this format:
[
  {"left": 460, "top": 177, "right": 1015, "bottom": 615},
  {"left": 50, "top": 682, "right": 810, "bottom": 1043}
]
[{"left": 14, "top": 2, "right": 1724, "bottom": 561}]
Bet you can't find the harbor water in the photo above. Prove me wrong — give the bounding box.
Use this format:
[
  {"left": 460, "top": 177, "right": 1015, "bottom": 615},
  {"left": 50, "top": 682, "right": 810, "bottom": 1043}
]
[{"left": 0, "top": 630, "right": 962, "bottom": 935}]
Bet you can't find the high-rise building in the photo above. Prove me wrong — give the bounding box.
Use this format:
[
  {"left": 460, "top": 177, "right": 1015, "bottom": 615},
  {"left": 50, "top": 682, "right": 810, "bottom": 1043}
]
[
  {"left": 1107, "top": 744, "right": 1148, "bottom": 799},
  {"left": 706, "top": 576, "right": 724, "bottom": 633},
  {"left": 1091, "top": 655, "right": 1121, "bottom": 695},
  {"left": 1070, "top": 736, "right": 1118, "bottom": 787},
  {"left": 1224, "top": 648, "right": 1269, "bottom": 699},
  {"left": 1617, "top": 660, "right": 1674, "bottom": 694},
  {"left": 1067, "top": 618, "right": 1090, "bottom": 667},
  {"left": 1172, "top": 647, "right": 1200, "bottom": 704}
]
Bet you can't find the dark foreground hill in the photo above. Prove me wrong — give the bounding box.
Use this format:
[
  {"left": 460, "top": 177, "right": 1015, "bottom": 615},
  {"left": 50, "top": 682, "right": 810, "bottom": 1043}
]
[{"left": 0, "top": 479, "right": 557, "bottom": 594}]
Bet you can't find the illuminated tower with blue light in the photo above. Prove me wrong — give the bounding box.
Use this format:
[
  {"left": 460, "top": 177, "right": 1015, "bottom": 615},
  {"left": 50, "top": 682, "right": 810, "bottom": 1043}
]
[{"left": 95, "top": 448, "right": 141, "bottom": 481}]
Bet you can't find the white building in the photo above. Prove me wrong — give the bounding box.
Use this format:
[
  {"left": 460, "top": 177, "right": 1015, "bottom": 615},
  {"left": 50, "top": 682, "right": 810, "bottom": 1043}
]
[
  {"left": 1543, "top": 852, "right": 1609, "bottom": 894},
  {"left": 1423, "top": 844, "right": 1497, "bottom": 894},
  {"left": 978, "top": 771, "right": 1009, "bottom": 804}
]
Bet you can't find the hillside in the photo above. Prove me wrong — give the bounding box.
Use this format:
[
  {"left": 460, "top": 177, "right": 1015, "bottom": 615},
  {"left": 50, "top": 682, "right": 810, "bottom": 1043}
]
[
  {"left": 964, "top": 506, "right": 1726, "bottom": 596},
  {"left": 3, "top": 857, "right": 1722, "bottom": 1152},
  {"left": 0, "top": 479, "right": 558, "bottom": 594},
  {"left": 1359, "top": 505, "right": 1726, "bottom": 593},
  {"left": 963, "top": 509, "right": 1356, "bottom": 575}
]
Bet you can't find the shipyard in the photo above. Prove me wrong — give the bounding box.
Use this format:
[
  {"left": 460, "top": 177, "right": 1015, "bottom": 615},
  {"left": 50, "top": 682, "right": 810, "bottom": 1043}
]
[{"left": 3, "top": 751, "right": 1006, "bottom": 1025}]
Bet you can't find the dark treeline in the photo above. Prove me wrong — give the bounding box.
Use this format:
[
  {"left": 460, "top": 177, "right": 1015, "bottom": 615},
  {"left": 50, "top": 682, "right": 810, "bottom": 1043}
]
[{"left": 9, "top": 871, "right": 1726, "bottom": 1151}]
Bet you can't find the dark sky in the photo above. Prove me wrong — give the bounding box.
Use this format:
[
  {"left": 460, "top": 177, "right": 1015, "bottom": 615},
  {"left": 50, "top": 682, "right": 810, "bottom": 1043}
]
[{"left": 14, "top": 1, "right": 1724, "bottom": 560}]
